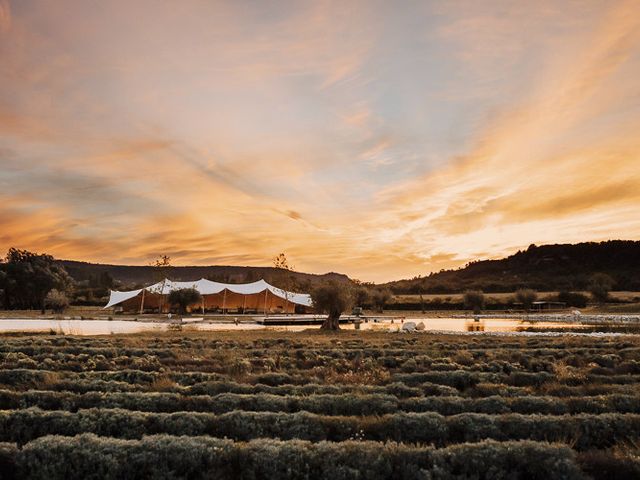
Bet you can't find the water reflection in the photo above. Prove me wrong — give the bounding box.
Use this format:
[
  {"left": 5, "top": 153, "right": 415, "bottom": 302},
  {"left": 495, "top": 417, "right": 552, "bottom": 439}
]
[
  {"left": 465, "top": 318, "right": 485, "bottom": 332},
  {"left": 0, "top": 317, "right": 638, "bottom": 336}
]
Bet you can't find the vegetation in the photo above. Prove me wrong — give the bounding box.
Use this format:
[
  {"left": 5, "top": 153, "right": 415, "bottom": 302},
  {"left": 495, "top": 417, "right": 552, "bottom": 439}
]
[
  {"left": 515, "top": 288, "right": 538, "bottom": 310},
  {"left": 558, "top": 291, "right": 589, "bottom": 308},
  {"left": 371, "top": 288, "right": 392, "bottom": 312},
  {"left": 463, "top": 290, "right": 485, "bottom": 313},
  {"left": 167, "top": 288, "right": 202, "bottom": 314},
  {"left": 1, "top": 330, "right": 639, "bottom": 478},
  {"left": 384, "top": 240, "right": 640, "bottom": 294},
  {"left": 310, "top": 283, "right": 353, "bottom": 330},
  {"left": 589, "top": 273, "right": 615, "bottom": 304},
  {"left": 44, "top": 289, "right": 69, "bottom": 313},
  {"left": 0, "top": 248, "right": 73, "bottom": 312}
]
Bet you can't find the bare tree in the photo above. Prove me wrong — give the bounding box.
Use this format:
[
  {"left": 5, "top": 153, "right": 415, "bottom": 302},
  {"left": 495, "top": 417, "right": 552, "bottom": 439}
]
[
  {"left": 273, "top": 253, "right": 296, "bottom": 314},
  {"left": 151, "top": 255, "right": 172, "bottom": 312}
]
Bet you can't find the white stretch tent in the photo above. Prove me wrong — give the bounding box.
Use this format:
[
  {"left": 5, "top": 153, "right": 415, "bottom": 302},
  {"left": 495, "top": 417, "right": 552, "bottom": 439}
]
[{"left": 104, "top": 278, "right": 312, "bottom": 311}]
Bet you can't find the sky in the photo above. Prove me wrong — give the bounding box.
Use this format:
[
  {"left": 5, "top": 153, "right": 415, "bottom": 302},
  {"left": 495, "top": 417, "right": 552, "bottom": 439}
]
[{"left": 1, "top": 0, "right": 639, "bottom": 282}]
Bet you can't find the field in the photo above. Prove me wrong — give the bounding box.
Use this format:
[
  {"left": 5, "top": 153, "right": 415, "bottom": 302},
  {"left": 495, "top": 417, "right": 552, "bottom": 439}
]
[{"left": 1, "top": 330, "right": 640, "bottom": 479}]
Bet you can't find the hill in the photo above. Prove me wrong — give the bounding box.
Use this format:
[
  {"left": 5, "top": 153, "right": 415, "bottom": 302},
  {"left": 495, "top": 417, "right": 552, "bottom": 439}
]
[
  {"left": 383, "top": 240, "right": 640, "bottom": 294},
  {"left": 60, "top": 260, "right": 350, "bottom": 291}
]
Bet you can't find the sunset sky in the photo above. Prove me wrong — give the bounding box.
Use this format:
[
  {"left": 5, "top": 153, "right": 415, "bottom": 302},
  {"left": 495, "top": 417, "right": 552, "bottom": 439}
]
[{"left": 1, "top": 0, "right": 639, "bottom": 282}]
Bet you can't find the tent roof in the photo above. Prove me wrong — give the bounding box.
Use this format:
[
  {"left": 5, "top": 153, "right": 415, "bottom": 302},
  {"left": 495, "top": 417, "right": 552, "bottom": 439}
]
[{"left": 104, "top": 278, "right": 312, "bottom": 308}]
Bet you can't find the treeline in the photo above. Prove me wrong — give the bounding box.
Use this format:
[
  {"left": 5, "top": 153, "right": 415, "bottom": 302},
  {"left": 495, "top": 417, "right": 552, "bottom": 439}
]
[
  {"left": 385, "top": 240, "right": 640, "bottom": 294},
  {"left": 0, "top": 435, "right": 595, "bottom": 480}
]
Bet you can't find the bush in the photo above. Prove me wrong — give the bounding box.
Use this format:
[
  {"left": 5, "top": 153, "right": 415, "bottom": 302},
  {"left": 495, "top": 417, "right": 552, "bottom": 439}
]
[
  {"left": 44, "top": 289, "right": 69, "bottom": 313},
  {"left": 463, "top": 290, "right": 485, "bottom": 313},
  {"left": 589, "top": 273, "right": 615, "bottom": 303},
  {"left": 14, "top": 435, "right": 587, "bottom": 480},
  {"left": 515, "top": 289, "right": 538, "bottom": 310},
  {"left": 558, "top": 291, "right": 588, "bottom": 308}
]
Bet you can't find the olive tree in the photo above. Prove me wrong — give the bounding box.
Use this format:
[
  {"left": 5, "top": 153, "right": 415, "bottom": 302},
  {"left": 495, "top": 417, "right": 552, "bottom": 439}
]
[
  {"left": 311, "top": 282, "right": 353, "bottom": 331},
  {"left": 168, "top": 288, "right": 202, "bottom": 315}
]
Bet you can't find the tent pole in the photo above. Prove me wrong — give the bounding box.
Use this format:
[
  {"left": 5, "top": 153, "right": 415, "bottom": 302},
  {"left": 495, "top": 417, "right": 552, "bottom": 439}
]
[
  {"left": 201, "top": 296, "right": 205, "bottom": 315},
  {"left": 139, "top": 289, "right": 146, "bottom": 315},
  {"left": 222, "top": 289, "right": 227, "bottom": 315},
  {"left": 242, "top": 295, "right": 247, "bottom": 314},
  {"left": 264, "top": 290, "right": 268, "bottom": 316}
]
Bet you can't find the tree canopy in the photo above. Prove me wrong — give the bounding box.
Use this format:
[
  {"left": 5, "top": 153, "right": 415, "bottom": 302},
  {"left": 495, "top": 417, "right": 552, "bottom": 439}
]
[
  {"left": 311, "top": 282, "right": 353, "bottom": 330},
  {"left": 168, "top": 288, "right": 202, "bottom": 314},
  {"left": 0, "top": 248, "right": 73, "bottom": 311}
]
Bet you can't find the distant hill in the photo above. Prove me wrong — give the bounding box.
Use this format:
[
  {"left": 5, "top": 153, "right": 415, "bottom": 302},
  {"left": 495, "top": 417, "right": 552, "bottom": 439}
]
[
  {"left": 383, "top": 240, "right": 640, "bottom": 294},
  {"left": 60, "top": 260, "right": 350, "bottom": 291}
]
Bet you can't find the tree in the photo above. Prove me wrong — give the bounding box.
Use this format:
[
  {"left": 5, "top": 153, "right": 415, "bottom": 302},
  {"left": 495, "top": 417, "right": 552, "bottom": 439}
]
[
  {"left": 151, "top": 255, "right": 171, "bottom": 312},
  {"left": 311, "top": 282, "right": 353, "bottom": 330},
  {"left": 0, "top": 248, "right": 73, "bottom": 312},
  {"left": 45, "top": 289, "right": 69, "bottom": 313},
  {"left": 168, "top": 288, "right": 202, "bottom": 315},
  {"left": 515, "top": 288, "right": 538, "bottom": 311},
  {"left": 273, "top": 253, "right": 296, "bottom": 313},
  {"left": 371, "top": 288, "right": 392, "bottom": 312},
  {"left": 463, "top": 290, "right": 485, "bottom": 314},
  {"left": 589, "top": 273, "right": 615, "bottom": 303},
  {"left": 354, "top": 287, "right": 371, "bottom": 309},
  {"left": 557, "top": 291, "right": 588, "bottom": 308}
]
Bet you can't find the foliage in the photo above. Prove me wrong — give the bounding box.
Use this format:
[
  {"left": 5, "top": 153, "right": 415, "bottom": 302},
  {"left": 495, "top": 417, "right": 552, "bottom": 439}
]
[
  {"left": 44, "top": 289, "right": 69, "bottom": 313},
  {"left": 1, "top": 332, "right": 640, "bottom": 478},
  {"left": 11, "top": 435, "right": 586, "bottom": 480},
  {"left": 463, "top": 290, "right": 485, "bottom": 313},
  {"left": 0, "top": 248, "right": 73, "bottom": 311},
  {"left": 353, "top": 287, "right": 371, "bottom": 309},
  {"left": 167, "top": 288, "right": 202, "bottom": 314},
  {"left": 557, "top": 291, "right": 588, "bottom": 308},
  {"left": 384, "top": 240, "right": 640, "bottom": 294},
  {"left": 371, "top": 288, "right": 392, "bottom": 312},
  {"left": 515, "top": 288, "right": 538, "bottom": 310},
  {"left": 589, "top": 273, "right": 615, "bottom": 303},
  {"left": 310, "top": 282, "right": 353, "bottom": 330}
]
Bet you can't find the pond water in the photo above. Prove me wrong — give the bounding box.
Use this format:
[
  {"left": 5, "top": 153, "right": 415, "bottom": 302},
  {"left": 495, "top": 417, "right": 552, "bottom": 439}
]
[{"left": 0, "top": 317, "right": 638, "bottom": 336}]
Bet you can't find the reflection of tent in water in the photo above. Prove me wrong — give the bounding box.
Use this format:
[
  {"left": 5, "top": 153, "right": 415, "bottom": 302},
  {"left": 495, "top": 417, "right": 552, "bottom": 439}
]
[
  {"left": 104, "top": 279, "right": 313, "bottom": 314},
  {"left": 465, "top": 317, "right": 485, "bottom": 332}
]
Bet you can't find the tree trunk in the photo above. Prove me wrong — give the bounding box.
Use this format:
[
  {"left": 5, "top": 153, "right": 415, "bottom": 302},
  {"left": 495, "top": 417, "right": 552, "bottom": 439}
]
[{"left": 320, "top": 313, "right": 341, "bottom": 330}]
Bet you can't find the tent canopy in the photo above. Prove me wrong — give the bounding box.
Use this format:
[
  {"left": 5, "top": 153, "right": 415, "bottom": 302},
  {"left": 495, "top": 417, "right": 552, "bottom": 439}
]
[{"left": 104, "top": 278, "right": 312, "bottom": 309}]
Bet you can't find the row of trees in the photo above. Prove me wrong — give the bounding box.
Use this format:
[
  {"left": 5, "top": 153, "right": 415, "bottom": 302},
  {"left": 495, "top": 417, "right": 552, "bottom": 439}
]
[{"left": 462, "top": 273, "right": 616, "bottom": 313}]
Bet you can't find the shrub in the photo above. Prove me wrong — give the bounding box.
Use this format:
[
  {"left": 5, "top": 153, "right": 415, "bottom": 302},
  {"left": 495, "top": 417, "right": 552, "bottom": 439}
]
[
  {"left": 589, "top": 273, "right": 615, "bottom": 303},
  {"left": 44, "top": 289, "right": 69, "bottom": 313},
  {"left": 14, "top": 435, "right": 587, "bottom": 480},
  {"left": 558, "top": 291, "right": 589, "bottom": 308},
  {"left": 515, "top": 289, "right": 538, "bottom": 310},
  {"left": 463, "top": 290, "right": 485, "bottom": 314}
]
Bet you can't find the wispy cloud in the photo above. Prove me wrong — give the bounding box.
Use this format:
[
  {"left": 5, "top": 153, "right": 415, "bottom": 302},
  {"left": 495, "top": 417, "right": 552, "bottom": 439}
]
[{"left": 0, "top": 0, "right": 639, "bottom": 281}]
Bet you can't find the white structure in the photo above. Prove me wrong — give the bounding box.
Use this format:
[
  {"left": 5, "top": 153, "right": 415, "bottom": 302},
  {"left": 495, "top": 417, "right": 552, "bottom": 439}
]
[{"left": 104, "top": 278, "right": 312, "bottom": 313}]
